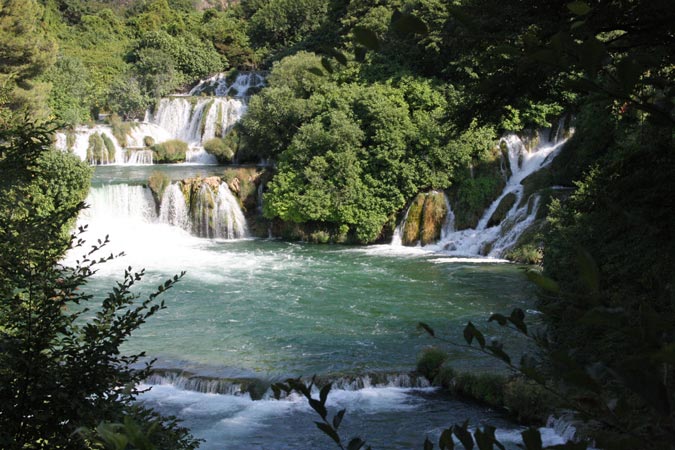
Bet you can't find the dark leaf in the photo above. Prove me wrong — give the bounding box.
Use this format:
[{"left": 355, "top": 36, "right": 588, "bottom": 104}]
[
  {"left": 508, "top": 308, "right": 528, "bottom": 334},
  {"left": 347, "top": 437, "right": 365, "bottom": 450},
  {"left": 307, "top": 67, "right": 324, "bottom": 76},
  {"left": 567, "top": 1, "right": 591, "bottom": 15},
  {"left": 321, "top": 57, "right": 334, "bottom": 74},
  {"left": 463, "top": 322, "right": 485, "bottom": 348},
  {"left": 315, "top": 422, "right": 341, "bottom": 445},
  {"left": 525, "top": 270, "right": 560, "bottom": 293},
  {"left": 309, "top": 398, "right": 327, "bottom": 420},
  {"left": 320, "top": 384, "right": 331, "bottom": 405},
  {"left": 578, "top": 37, "right": 606, "bottom": 74},
  {"left": 424, "top": 437, "right": 434, "bottom": 450},
  {"left": 329, "top": 50, "right": 348, "bottom": 66},
  {"left": 453, "top": 421, "right": 474, "bottom": 450},
  {"left": 574, "top": 246, "right": 599, "bottom": 293},
  {"left": 333, "top": 409, "right": 346, "bottom": 429},
  {"left": 439, "top": 428, "right": 455, "bottom": 450},
  {"left": 520, "top": 428, "right": 542, "bottom": 450},
  {"left": 418, "top": 322, "right": 435, "bottom": 337},
  {"left": 354, "top": 47, "right": 367, "bottom": 62}
]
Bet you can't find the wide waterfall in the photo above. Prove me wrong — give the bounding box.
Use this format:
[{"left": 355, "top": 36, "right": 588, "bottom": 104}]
[
  {"left": 393, "top": 128, "right": 568, "bottom": 258},
  {"left": 55, "top": 72, "right": 263, "bottom": 166},
  {"left": 86, "top": 181, "right": 248, "bottom": 240}
]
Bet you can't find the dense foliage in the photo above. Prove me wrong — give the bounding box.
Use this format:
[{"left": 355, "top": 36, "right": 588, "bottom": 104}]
[{"left": 0, "top": 120, "right": 199, "bottom": 449}]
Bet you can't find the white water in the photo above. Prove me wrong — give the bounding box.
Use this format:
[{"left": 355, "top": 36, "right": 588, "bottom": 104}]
[
  {"left": 394, "top": 129, "right": 568, "bottom": 258},
  {"left": 189, "top": 71, "right": 265, "bottom": 97},
  {"left": 84, "top": 182, "right": 248, "bottom": 244},
  {"left": 191, "top": 182, "right": 248, "bottom": 239},
  {"left": 158, "top": 184, "right": 190, "bottom": 230}
]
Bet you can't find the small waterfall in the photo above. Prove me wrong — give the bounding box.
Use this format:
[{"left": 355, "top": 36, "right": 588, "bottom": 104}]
[
  {"left": 159, "top": 184, "right": 190, "bottom": 230},
  {"left": 126, "top": 149, "right": 154, "bottom": 165},
  {"left": 189, "top": 71, "right": 265, "bottom": 97},
  {"left": 190, "top": 182, "right": 248, "bottom": 239},
  {"left": 214, "top": 182, "right": 248, "bottom": 239},
  {"left": 401, "top": 129, "right": 568, "bottom": 257},
  {"left": 391, "top": 203, "right": 412, "bottom": 247},
  {"left": 440, "top": 195, "right": 455, "bottom": 240},
  {"left": 185, "top": 148, "right": 218, "bottom": 164},
  {"left": 150, "top": 97, "right": 246, "bottom": 146},
  {"left": 83, "top": 184, "right": 156, "bottom": 223},
  {"left": 144, "top": 371, "right": 429, "bottom": 397}
]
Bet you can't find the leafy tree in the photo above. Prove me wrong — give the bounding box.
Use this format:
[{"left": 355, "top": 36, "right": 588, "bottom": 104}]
[
  {"left": 0, "top": 0, "right": 57, "bottom": 116},
  {"left": 248, "top": 0, "right": 329, "bottom": 49},
  {"left": 41, "top": 54, "right": 93, "bottom": 126},
  {"left": 0, "top": 120, "right": 199, "bottom": 449}
]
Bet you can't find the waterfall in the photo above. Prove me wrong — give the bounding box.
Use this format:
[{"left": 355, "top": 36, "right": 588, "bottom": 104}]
[
  {"left": 150, "top": 97, "right": 246, "bottom": 146},
  {"left": 56, "top": 72, "right": 263, "bottom": 166},
  {"left": 126, "top": 150, "right": 154, "bottom": 165},
  {"left": 83, "top": 184, "right": 155, "bottom": 223},
  {"left": 392, "top": 128, "right": 568, "bottom": 257},
  {"left": 189, "top": 71, "right": 265, "bottom": 97},
  {"left": 159, "top": 184, "right": 190, "bottom": 230},
  {"left": 214, "top": 182, "right": 248, "bottom": 239},
  {"left": 191, "top": 182, "right": 248, "bottom": 239}
]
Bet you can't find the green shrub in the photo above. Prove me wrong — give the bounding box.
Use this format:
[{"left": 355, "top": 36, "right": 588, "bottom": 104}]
[
  {"left": 203, "top": 137, "right": 234, "bottom": 163},
  {"left": 309, "top": 230, "right": 330, "bottom": 244},
  {"left": 143, "top": 136, "right": 155, "bottom": 147},
  {"left": 108, "top": 114, "right": 134, "bottom": 147},
  {"left": 152, "top": 139, "right": 188, "bottom": 163},
  {"left": 402, "top": 194, "right": 425, "bottom": 245},
  {"left": 416, "top": 347, "right": 448, "bottom": 382},
  {"left": 503, "top": 378, "right": 557, "bottom": 424},
  {"left": 452, "top": 372, "right": 506, "bottom": 407},
  {"left": 86, "top": 133, "right": 107, "bottom": 164}
]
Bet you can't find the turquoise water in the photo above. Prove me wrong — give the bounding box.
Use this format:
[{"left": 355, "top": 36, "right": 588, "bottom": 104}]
[{"left": 69, "top": 166, "right": 554, "bottom": 449}]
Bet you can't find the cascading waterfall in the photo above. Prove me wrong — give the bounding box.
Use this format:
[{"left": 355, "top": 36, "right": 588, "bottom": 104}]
[
  {"left": 55, "top": 72, "right": 263, "bottom": 165},
  {"left": 148, "top": 97, "right": 246, "bottom": 146},
  {"left": 85, "top": 180, "right": 248, "bottom": 240},
  {"left": 158, "top": 184, "right": 190, "bottom": 229},
  {"left": 393, "top": 126, "right": 569, "bottom": 257},
  {"left": 436, "top": 130, "right": 567, "bottom": 257},
  {"left": 189, "top": 71, "right": 265, "bottom": 97}
]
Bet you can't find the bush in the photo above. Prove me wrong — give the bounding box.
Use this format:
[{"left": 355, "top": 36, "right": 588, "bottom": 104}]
[
  {"left": 503, "top": 378, "right": 556, "bottom": 424},
  {"left": 203, "top": 137, "right": 234, "bottom": 163},
  {"left": 143, "top": 135, "right": 155, "bottom": 147},
  {"left": 309, "top": 230, "right": 330, "bottom": 244},
  {"left": 147, "top": 171, "right": 170, "bottom": 209},
  {"left": 152, "top": 139, "right": 188, "bottom": 163},
  {"left": 452, "top": 372, "right": 506, "bottom": 407},
  {"left": 416, "top": 347, "right": 448, "bottom": 382}
]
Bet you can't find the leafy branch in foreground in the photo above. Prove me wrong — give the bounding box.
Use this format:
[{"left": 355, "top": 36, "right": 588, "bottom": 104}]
[{"left": 271, "top": 377, "right": 370, "bottom": 450}]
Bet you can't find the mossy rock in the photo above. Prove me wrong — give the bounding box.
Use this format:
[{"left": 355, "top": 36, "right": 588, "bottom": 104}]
[
  {"left": 402, "top": 194, "right": 425, "bottom": 246},
  {"left": 204, "top": 137, "right": 235, "bottom": 163},
  {"left": 487, "top": 192, "right": 517, "bottom": 228},
  {"left": 420, "top": 192, "right": 448, "bottom": 246},
  {"left": 147, "top": 171, "right": 171, "bottom": 213}
]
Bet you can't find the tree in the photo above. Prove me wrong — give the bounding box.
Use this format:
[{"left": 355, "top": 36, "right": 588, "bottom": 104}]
[
  {"left": 0, "top": 0, "right": 57, "bottom": 117},
  {"left": 0, "top": 120, "right": 199, "bottom": 449}
]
